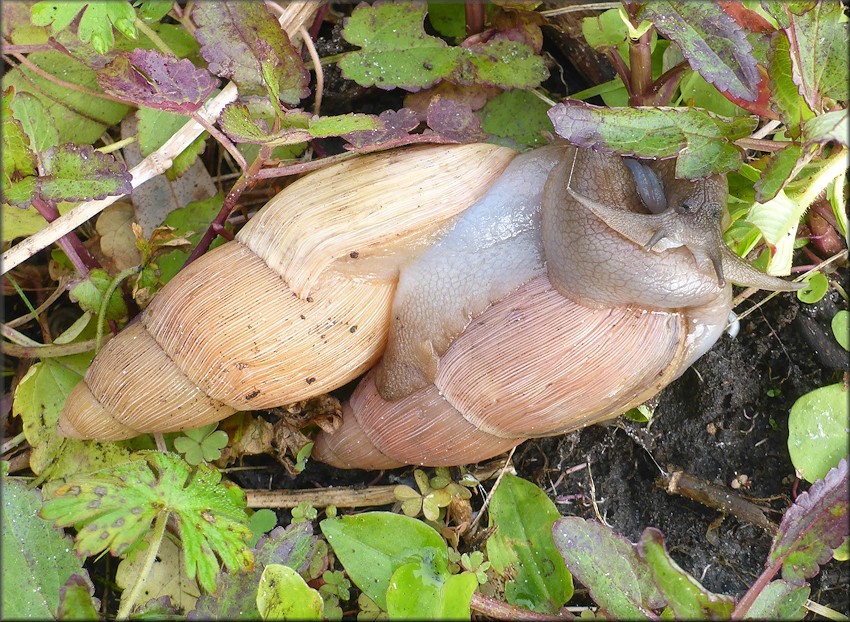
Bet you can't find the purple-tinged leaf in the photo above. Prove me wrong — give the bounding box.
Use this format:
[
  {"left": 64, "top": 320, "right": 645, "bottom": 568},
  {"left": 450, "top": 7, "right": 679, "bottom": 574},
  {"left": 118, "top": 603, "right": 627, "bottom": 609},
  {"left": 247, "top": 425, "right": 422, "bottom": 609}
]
[
  {"left": 742, "top": 580, "right": 809, "bottom": 620},
  {"left": 548, "top": 100, "right": 758, "bottom": 178},
  {"left": 98, "top": 49, "right": 218, "bottom": 114},
  {"left": 803, "top": 109, "right": 848, "bottom": 148},
  {"left": 56, "top": 574, "right": 99, "bottom": 620},
  {"left": 769, "top": 458, "right": 849, "bottom": 584},
  {"left": 771, "top": 0, "right": 848, "bottom": 110},
  {"left": 426, "top": 98, "right": 486, "bottom": 143},
  {"left": 343, "top": 108, "right": 421, "bottom": 149},
  {"left": 552, "top": 517, "right": 664, "bottom": 618},
  {"left": 638, "top": 1, "right": 760, "bottom": 102},
  {"left": 193, "top": 1, "right": 309, "bottom": 103},
  {"left": 638, "top": 528, "right": 735, "bottom": 619},
  {"left": 189, "top": 523, "right": 317, "bottom": 621},
  {"left": 753, "top": 143, "right": 815, "bottom": 203},
  {"left": 38, "top": 144, "right": 133, "bottom": 205}
]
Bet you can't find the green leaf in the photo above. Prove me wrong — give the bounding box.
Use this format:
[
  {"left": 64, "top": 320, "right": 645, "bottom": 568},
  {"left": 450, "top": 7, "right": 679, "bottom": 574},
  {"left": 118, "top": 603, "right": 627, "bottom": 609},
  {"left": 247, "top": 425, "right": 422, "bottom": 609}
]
[
  {"left": 769, "top": 458, "right": 848, "bottom": 583},
  {"left": 31, "top": 1, "right": 137, "bottom": 53},
  {"left": 136, "top": 106, "right": 208, "bottom": 179},
  {"left": 781, "top": 0, "right": 849, "bottom": 110},
  {"left": 320, "top": 512, "right": 447, "bottom": 610},
  {"left": 134, "top": 0, "right": 173, "bottom": 22},
  {"left": 788, "top": 383, "right": 849, "bottom": 483},
  {"left": 69, "top": 268, "right": 128, "bottom": 320},
  {"left": 339, "top": 0, "right": 546, "bottom": 91},
  {"left": 38, "top": 144, "right": 133, "bottom": 205},
  {"left": 796, "top": 271, "right": 828, "bottom": 304},
  {"left": 173, "top": 423, "right": 229, "bottom": 465},
  {"left": 548, "top": 100, "right": 758, "bottom": 178},
  {"left": 1, "top": 476, "right": 92, "bottom": 619},
  {"left": 247, "top": 509, "right": 278, "bottom": 548},
  {"left": 754, "top": 143, "right": 815, "bottom": 203},
  {"left": 385, "top": 558, "right": 477, "bottom": 619},
  {"left": 552, "top": 517, "right": 663, "bottom": 618},
  {"left": 2, "top": 87, "right": 38, "bottom": 188},
  {"left": 486, "top": 474, "right": 573, "bottom": 613},
  {"left": 39, "top": 451, "right": 254, "bottom": 593},
  {"left": 427, "top": 2, "right": 466, "bottom": 39},
  {"left": 194, "top": 1, "right": 309, "bottom": 102},
  {"left": 767, "top": 31, "right": 816, "bottom": 139},
  {"left": 831, "top": 310, "right": 849, "bottom": 351},
  {"left": 3, "top": 51, "right": 130, "bottom": 144},
  {"left": 743, "top": 580, "right": 809, "bottom": 620},
  {"left": 192, "top": 523, "right": 318, "bottom": 619},
  {"left": 803, "top": 109, "right": 849, "bottom": 148},
  {"left": 638, "top": 528, "right": 735, "bottom": 619},
  {"left": 479, "top": 89, "right": 553, "bottom": 147},
  {"left": 9, "top": 90, "right": 60, "bottom": 153},
  {"left": 56, "top": 574, "right": 100, "bottom": 621},
  {"left": 257, "top": 564, "right": 323, "bottom": 620},
  {"left": 638, "top": 1, "right": 760, "bottom": 101}
]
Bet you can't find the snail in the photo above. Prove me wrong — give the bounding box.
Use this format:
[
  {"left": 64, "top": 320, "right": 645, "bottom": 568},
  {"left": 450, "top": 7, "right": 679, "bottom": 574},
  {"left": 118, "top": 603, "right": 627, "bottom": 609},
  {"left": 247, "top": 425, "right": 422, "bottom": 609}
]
[{"left": 58, "top": 142, "right": 801, "bottom": 469}]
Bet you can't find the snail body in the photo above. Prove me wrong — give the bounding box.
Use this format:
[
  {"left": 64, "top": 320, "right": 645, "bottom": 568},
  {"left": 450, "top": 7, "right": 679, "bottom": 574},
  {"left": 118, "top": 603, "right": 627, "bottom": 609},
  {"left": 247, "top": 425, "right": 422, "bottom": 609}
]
[{"left": 59, "top": 143, "right": 799, "bottom": 468}]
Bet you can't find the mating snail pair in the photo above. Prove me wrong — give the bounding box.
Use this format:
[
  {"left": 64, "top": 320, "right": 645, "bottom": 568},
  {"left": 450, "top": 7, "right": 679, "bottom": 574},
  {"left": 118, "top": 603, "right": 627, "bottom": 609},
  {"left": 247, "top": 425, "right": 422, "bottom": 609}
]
[{"left": 59, "top": 143, "right": 800, "bottom": 469}]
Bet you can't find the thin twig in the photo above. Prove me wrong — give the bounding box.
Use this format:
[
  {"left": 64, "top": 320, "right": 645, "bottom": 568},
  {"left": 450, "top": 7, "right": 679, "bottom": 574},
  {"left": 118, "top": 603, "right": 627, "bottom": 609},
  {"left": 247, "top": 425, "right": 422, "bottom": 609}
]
[
  {"left": 470, "top": 592, "right": 574, "bottom": 620},
  {"left": 300, "top": 25, "right": 323, "bottom": 116},
  {"left": 539, "top": 2, "right": 621, "bottom": 16},
  {"left": 245, "top": 485, "right": 398, "bottom": 509},
  {"left": 6, "top": 278, "right": 67, "bottom": 329},
  {"left": 469, "top": 447, "right": 516, "bottom": 532}
]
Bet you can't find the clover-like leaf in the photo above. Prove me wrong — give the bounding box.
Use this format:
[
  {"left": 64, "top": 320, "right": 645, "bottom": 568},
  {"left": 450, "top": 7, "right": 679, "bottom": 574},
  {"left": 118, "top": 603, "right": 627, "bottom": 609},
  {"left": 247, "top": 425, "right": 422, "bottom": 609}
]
[
  {"left": 173, "top": 423, "right": 229, "bottom": 465},
  {"left": 39, "top": 451, "right": 254, "bottom": 593},
  {"left": 98, "top": 49, "right": 218, "bottom": 114},
  {"left": 548, "top": 100, "right": 758, "bottom": 178},
  {"left": 31, "top": 1, "right": 138, "bottom": 54},
  {"left": 193, "top": 1, "right": 309, "bottom": 102},
  {"left": 638, "top": 1, "right": 760, "bottom": 102}
]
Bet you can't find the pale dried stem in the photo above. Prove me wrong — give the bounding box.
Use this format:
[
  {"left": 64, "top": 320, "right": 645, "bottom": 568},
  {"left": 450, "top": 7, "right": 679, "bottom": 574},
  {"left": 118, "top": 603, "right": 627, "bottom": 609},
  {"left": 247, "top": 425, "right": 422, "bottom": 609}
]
[
  {"left": 1, "top": 2, "right": 319, "bottom": 275},
  {"left": 245, "top": 485, "right": 398, "bottom": 509}
]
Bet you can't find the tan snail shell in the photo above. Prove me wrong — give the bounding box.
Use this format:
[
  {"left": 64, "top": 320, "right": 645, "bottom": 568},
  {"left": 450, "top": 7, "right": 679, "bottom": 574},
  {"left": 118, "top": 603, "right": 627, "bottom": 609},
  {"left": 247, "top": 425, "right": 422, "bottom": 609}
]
[{"left": 59, "top": 143, "right": 800, "bottom": 468}]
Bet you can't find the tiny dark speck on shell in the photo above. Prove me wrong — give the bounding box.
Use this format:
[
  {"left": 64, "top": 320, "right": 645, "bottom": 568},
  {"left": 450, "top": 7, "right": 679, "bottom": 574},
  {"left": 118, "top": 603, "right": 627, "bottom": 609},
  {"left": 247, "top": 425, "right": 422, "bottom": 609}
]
[
  {"left": 245, "top": 389, "right": 261, "bottom": 400},
  {"left": 306, "top": 377, "right": 316, "bottom": 384},
  {"left": 350, "top": 251, "right": 359, "bottom": 258}
]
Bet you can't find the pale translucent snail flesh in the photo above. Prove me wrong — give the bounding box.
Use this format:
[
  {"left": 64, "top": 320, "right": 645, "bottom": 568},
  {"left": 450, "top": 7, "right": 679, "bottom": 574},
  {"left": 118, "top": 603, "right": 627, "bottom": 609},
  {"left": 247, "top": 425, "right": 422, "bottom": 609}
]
[{"left": 58, "top": 143, "right": 800, "bottom": 469}]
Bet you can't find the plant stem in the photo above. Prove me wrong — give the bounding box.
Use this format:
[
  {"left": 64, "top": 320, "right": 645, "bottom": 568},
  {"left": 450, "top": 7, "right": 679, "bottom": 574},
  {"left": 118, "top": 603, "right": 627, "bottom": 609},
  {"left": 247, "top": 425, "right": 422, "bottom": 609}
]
[
  {"left": 465, "top": 2, "right": 485, "bottom": 37},
  {"left": 470, "top": 593, "right": 574, "bottom": 620},
  {"left": 190, "top": 111, "right": 247, "bottom": 172},
  {"left": 97, "top": 136, "right": 137, "bottom": 155},
  {"left": 1, "top": 337, "right": 104, "bottom": 359},
  {"left": 134, "top": 17, "right": 175, "bottom": 57},
  {"left": 730, "top": 562, "right": 780, "bottom": 619},
  {"left": 116, "top": 511, "right": 169, "bottom": 620},
  {"left": 31, "top": 197, "right": 99, "bottom": 276},
  {"left": 629, "top": 27, "right": 654, "bottom": 104},
  {"left": 96, "top": 266, "right": 140, "bottom": 353},
  {"left": 1, "top": 432, "right": 27, "bottom": 454}
]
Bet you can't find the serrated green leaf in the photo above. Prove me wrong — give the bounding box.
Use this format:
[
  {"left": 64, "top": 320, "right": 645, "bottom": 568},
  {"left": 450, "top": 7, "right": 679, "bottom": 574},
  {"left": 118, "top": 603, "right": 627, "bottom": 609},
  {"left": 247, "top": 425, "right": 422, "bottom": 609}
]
[
  {"left": 321, "top": 512, "right": 446, "bottom": 610},
  {"left": 257, "top": 564, "right": 323, "bottom": 620},
  {"left": 386, "top": 558, "right": 477, "bottom": 619},
  {"left": 803, "top": 109, "right": 849, "bottom": 148},
  {"left": 743, "top": 580, "right": 809, "bottom": 620},
  {"left": 192, "top": 523, "right": 317, "bottom": 619},
  {"left": 32, "top": 1, "right": 137, "bottom": 53},
  {"left": 768, "top": 31, "right": 816, "bottom": 139},
  {"left": 3, "top": 51, "right": 130, "bottom": 144},
  {"left": 9, "top": 90, "right": 60, "bottom": 153},
  {"left": 638, "top": 1, "right": 760, "bottom": 101},
  {"left": 486, "top": 474, "right": 573, "bottom": 614},
  {"left": 2, "top": 87, "right": 38, "bottom": 187},
  {"left": 548, "top": 100, "right": 758, "bottom": 178},
  {"left": 552, "top": 517, "right": 662, "bottom": 618},
  {"left": 1, "top": 477, "right": 92, "bottom": 619},
  {"left": 788, "top": 383, "right": 849, "bottom": 483},
  {"left": 339, "top": 0, "right": 546, "bottom": 91},
  {"left": 638, "top": 528, "right": 735, "bottom": 619},
  {"left": 40, "top": 451, "right": 254, "bottom": 593},
  {"left": 753, "top": 143, "right": 814, "bottom": 203},
  {"left": 37, "top": 144, "right": 133, "bottom": 204},
  {"left": 194, "top": 1, "right": 309, "bottom": 102},
  {"left": 69, "top": 268, "right": 128, "bottom": 320}
]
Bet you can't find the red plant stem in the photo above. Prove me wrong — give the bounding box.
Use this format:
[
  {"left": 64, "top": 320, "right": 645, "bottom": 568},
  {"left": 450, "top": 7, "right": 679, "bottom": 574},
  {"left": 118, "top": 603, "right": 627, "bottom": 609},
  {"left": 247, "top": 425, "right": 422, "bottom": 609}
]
[
  {"left": 651, "top": 61, "right": 689, "bottom": 106},
  {"left": 190, "top": 111, "right": 248, "bottom": 172},
  {"left": 1, "top": 44, "right": 55, "bottom": 53},
  {"left": 470, "top": 593, "right": 575, "bottom": 620},
  {"left": 308, "top": 2, "right": 329, "bottom": 40},
  {"left": 465, "top": 2, "right": 486, "bottom": 37},
  {"left": 730, "top": 562, "right": 781, "bottom": 620},
  {"left": 31, "top": 198, "right": 98, "bottom": 276},
  {"left": 629, "top": 27, "right": 654, "bottom": 105},
  {"left": 604, "top": 49, "right": 633, "bottom": 97}
]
